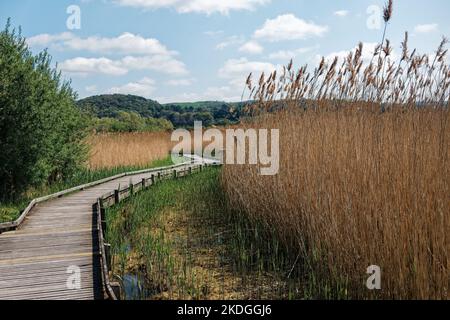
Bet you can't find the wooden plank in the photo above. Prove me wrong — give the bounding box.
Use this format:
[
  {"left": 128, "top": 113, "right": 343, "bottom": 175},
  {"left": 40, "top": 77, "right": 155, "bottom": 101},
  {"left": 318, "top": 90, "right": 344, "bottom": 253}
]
[
  {"left": 0, "top": 252, "right": 98, "bottom": 266},
  {"left": 0, "top": 266, "right": 94, "bottom": 280},
  {"left": 0, "top": 159, "right": 213, "bottom": 300},
  {"left": 0, "top": 290, "right": 95, "bottom": 300},
  {"left": 0, "top": 285, "right": 96, "bottom": 299}
]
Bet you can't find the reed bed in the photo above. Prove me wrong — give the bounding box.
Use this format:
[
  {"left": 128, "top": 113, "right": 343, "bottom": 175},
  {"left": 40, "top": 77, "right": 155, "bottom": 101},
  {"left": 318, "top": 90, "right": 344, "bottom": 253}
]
[
  {"left": 222, "top": 3, "right": 449, "bottom": 298},
  {"left": 221, "top": 108, "right": 448, "bottom": 299},
  {"left": 106, "top": 168, "right": 301, "bottom": 300},
  {"left": 87, "top": 131, "right": 173, "bottom": 169}
]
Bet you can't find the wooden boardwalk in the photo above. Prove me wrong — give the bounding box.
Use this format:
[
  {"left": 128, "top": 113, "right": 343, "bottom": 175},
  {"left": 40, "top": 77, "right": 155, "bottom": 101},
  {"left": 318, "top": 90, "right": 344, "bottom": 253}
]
[{"left": 0, "top": 158, "right": 214, "bottom": 300}]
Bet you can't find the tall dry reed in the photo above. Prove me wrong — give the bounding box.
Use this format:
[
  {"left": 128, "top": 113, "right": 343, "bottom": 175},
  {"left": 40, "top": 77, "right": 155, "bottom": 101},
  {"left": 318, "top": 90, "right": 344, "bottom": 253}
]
[
  {"left": 222, "top": 8, "right": 449, "bottom": 298},
  {"left": 222, "top": 107, "right": 448, "bottom": 299},
  {"left": 87, "top": 131, "right": 173, "bottom": 169}
]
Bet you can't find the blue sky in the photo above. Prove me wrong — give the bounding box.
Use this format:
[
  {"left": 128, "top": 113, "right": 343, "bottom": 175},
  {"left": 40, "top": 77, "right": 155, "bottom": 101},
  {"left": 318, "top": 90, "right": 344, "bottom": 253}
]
[{"left": 1, "top": 0, "right": 449, "bottom": 103}]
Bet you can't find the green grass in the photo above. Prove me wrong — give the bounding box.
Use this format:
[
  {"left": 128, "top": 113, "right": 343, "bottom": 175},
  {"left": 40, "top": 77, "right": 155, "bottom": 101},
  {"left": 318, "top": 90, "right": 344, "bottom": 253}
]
[
  {"left": 106, "top": 167, "right": 311, "bottom": 300},
  {"left": 0, "top": 157, "right": 174, "bottom": 224}
]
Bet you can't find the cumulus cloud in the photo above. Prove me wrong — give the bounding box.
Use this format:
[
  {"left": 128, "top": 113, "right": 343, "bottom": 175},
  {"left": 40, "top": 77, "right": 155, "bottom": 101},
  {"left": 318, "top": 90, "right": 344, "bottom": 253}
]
[
  {"left": 254, "top": 14, "right": 328, "bottom": 42},
  {"left": 239, "top": 41, "right": 264, "bottom": 54},
  {"left": 333, "top": 10, "right": 348, "bottom": 17},
  {"left": 60, "top": 55, "right": 188, "bottom": 76},
  {"left": 158, "top": 57, "right": 279, "bottom": 103},
  {"left": 156, "top": 86, "right": 241, "bottom": 103},
  {"left": 28, "top": 32, "right": 188, "bottom": 76},
  {"left": 66, "top": 33, "right": 173, "bottom": 55},
  {"left": 27, "top": 32, "right": 174, "bottom": 55},
  {"left": 59, "top": 57, "right": 129, "bottom": 76},
  {"left": 27, "top": 32, "right": 74, "bottom": 47},
  {"left": 414, "top": 23, "right": 439, "bottom": 34},
  {"left": 218, "top": 58, "right": 278, "bottom": 98},
  {"left": 219, "top": 57, "right": 276, "bottom": 80},
  {"left": 268, "top": 45, "right": 319, "bottom": 60},
  {"left": 108, "top": 77, "right": 156, "bottom": 97},
  {"left": 120, "top": 55, "right": 188, "bottom": 74},
  {"left": 317, "top": 42, "right": 398, "bottom": 66},
  {"left": 114, "top": 0, "right": 270, "bottom": 15},
  {"left": 165, "top": 78, "right": 195, "bottom": 86}
]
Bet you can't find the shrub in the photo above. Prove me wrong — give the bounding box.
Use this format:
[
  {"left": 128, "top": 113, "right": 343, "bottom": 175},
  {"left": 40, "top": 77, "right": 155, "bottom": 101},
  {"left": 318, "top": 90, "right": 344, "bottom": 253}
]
[{"left": 0, "top": 20, "right": 88, "bottom": 200}]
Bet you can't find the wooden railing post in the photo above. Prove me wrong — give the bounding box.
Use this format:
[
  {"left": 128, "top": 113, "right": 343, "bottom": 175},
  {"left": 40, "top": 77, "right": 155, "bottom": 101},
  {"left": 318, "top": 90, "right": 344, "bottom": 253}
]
[
  {"left": 98, "top": 198, "right": 107, "bottom": 235},
  {"left": 173, "top": 169, "right": 177, "bottom": 179},
  {"left": 142, "top": 178, "right": 146, "bottom": 189},
  {"left": 114, "top": 189, "right": 120, "bottom": 204},
  {"left": 129, "top": 183, "right": 134, "bottom": 196},
  {"left": 188, "top": 167, "right": 192, "bottom": 175},
  {"left": 151, "top": 174, "right": 155, "bottom": 185},
  {"left": 104, "top": 243, "right": 112, "bottom": 269}
]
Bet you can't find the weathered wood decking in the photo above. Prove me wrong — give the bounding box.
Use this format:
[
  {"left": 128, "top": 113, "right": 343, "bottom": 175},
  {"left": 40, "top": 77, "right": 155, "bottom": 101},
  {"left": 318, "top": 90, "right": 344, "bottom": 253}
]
[{"left": 0, "top": 157, "right": 215, "bottom": 300}]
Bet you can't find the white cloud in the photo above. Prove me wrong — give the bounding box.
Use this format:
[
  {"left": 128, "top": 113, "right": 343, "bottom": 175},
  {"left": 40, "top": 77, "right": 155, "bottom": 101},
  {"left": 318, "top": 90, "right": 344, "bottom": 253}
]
[
  {"left": 27, "top": 32, "right": 74, "bottom": 47},
  {"left": 66, "top": 33, "right": 173, "bottom": 55},
  {"left": 29, "top": 32, "right": 188, "bottom": 76},
  {"left": 165, "top": 78, "right": 195, "bottom": 86},
  {"left": 317, "top": 42, "right": 398, "bottom": 66},
  {"left": 59, "top": 57, "right": 128, "bottom": 76},
  {"left": 60, "top": 55, "right": 188, "bottom": 76},
  {"left": 156, "top": 86, "right": 241, "bottom": 103},
  {"left": 333, "top": 10, "right": 349, "bottom": 17},
  {"left": 254, "top": 14, "right": 328, "bottom": 42},
  {"left": 159, "top": 58, "right": 280, "bottom": 103},
  {"left": 268, "top": 45, "right": 318, "bottom": 60},
  {"left": 414, "top": 23, "right": 439, "bottom": 34},
  {"left": 108, "top": 77, "right": 156, "bottom": 97},
  {"left": 121, "top": 55, "right": 188, "bottom": 74},
  {"left": 115, "top": 0, "right": 270, "bottom": 15},
  {"left": 28, "top": 32, "right": 173, "bottom": 55},
  {"left": 219, "top": 58, "right": 276, "bottom": 80},
  {"left": 239, "top": 41, "right": 264, "bottom": 54},
  {"left": 216, "top": 35, "right": 245, "bottom": 50}
]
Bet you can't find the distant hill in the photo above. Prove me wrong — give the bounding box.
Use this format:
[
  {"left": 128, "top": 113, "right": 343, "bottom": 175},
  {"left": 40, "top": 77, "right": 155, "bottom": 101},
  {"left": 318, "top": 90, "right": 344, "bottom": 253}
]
[
  {"left": 163, "top": 101, "right": 234, "bottom": 109},
  {"left": 77, "top": 94, "right": 162, "bottom": 118},
  {"left": 77, "top": 94, "right": 244, "bottom": 129}
]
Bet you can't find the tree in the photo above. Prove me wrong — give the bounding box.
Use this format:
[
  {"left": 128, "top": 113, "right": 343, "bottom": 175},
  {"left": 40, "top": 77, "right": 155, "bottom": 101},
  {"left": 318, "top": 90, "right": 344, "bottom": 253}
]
[{"left": 0, "top": 20, "right": 88, "bottom": 200}]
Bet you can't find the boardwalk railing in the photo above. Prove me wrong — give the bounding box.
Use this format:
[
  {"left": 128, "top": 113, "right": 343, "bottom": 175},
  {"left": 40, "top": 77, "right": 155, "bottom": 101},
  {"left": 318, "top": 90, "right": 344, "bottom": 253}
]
[
  {"left": 95, "top": 161, "right": 221, "bottom": 300},
  {"left": 0, "top": 156, "right": 221, "bottom": 300},
  {"left": 0, "top": 159, "right": 207, "bottom": 234}
]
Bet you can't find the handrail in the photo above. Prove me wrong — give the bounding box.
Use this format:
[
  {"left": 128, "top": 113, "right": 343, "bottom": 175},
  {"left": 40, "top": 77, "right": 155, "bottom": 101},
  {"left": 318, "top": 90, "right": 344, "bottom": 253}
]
[
  {"left": 96, "top": 198, "right": 118, "bottom": 300},
  {"left": 0, "top": 156, "right": 222, "bottom": 300},
  {"left": 0, "top": 159, "right": 197, "bottom": 233},
  {"left": 97, "top": 161, "right": 222, "bottom": 300}
]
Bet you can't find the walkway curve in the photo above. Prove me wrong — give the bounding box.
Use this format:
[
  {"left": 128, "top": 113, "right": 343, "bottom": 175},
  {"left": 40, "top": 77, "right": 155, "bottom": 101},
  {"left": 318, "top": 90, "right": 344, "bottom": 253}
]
[{"left": 0, "top": 156, "right": 218, "bottom": 300}]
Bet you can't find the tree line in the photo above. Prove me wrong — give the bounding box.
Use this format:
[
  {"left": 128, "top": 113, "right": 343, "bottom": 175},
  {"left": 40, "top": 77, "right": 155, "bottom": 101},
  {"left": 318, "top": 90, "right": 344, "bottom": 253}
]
[{"left": 78, "top": 95, "right": 243, "bottom": 131}]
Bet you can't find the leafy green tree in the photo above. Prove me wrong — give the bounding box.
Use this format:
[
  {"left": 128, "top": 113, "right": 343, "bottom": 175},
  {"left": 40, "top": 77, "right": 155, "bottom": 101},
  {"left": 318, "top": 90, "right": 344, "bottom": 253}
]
[
  {"left": 0, "top": 20, "right": 88, "bottom": 200},
  {"left": 117, "top": 111, "right": 145, "bottom": 131},
  {"left": 196, "top": 112, "right": 214, "bottom": 127},
  {"left": 144, "top": 117, "right": 173, "bottom": 131}
]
